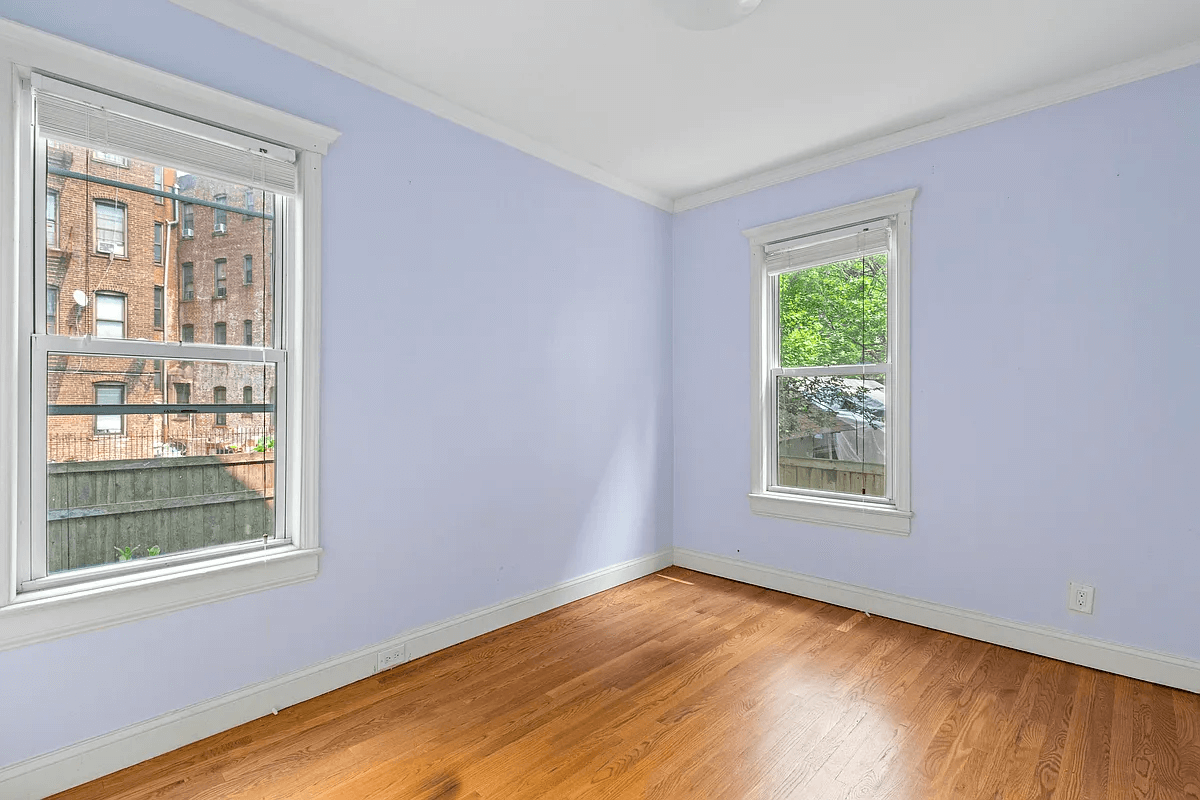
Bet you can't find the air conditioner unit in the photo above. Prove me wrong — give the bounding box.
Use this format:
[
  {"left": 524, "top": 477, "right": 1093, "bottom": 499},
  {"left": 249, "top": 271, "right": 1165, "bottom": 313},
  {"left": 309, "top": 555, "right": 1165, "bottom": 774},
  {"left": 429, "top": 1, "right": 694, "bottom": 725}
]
[
  {"left": 214, "top": 223, "right": 227, "bottom": 234},
  {"left": 183, "top": 228, "right": 194, "bottom": 238},
  {"left": 215, "top": 287, "right": 226, "bottom": 299},
  {"left": 97, "top": 242, "right": 116, "bottom": 254}
]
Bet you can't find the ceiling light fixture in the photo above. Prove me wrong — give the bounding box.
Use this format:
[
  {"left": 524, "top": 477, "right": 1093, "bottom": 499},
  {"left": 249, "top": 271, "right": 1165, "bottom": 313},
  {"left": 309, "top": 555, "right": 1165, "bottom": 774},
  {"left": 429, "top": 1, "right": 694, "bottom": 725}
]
[{"left": 656, "top": 0, "right": 763, "bottom": 30}]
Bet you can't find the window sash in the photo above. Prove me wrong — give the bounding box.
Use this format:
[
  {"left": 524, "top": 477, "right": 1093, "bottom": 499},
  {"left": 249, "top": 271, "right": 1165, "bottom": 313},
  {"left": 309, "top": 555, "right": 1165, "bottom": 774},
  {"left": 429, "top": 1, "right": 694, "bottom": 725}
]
[
  {"left": 25, "top": 333, "right": 289, "bottom": 586},
  {"left": 94, "top": 201, "right": 126, "bottom": 256}
]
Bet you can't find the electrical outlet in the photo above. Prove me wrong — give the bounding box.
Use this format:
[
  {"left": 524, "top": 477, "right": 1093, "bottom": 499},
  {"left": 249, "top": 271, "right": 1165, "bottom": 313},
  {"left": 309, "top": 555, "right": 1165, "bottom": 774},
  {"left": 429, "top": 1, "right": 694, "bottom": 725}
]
[
  {"left": 1068, "top": 582, "right": 1095, "bottom": 614},
  {"left": 376, "top": 644, "right": 407, "bottom": 672}
]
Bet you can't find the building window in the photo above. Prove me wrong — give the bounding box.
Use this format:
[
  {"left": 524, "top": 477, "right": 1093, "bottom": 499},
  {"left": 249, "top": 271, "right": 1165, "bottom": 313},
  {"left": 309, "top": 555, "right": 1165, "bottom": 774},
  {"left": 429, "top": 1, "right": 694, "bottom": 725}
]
[
  {"left": 244, "top": 254, "right": 253, "bottom": 285},
  {"left": 243, "top": 188, "right": 255, "bottom": 219},
  {"left": 214, "top": 258, "right": 227, "bottom": 298},
  {"left": 746, "top": 190, "right": 914, "bottom": 535},
  {"left": 213, "top": 386, "right": 227, "bottom": 426},
  {"left": 10, "top": 62, "right": 329, "bottom": 650},
  {"left": 213, "top": 194, "right": 227, "bottom": 232},
  {"left": 181, "top": 203, "right": 194, "bottom": 237},
  {"left": 46, "top": 286, "right": 58, "bottom": 334},
  {"left": 243, "top": 319, "right": 253, "bottom": 346},
  {"left": 94, "top": 383, "right": 125, "bottom": 434},
  {"left": 94, "top": 200, "right": 126, "bottom": 256},
  {"left": 243, "top": 385, "right": 253, "bottom": 405},
  {"left": 174, "top": 382, "right": 191, "bottom": 404},
  {"left": 92, "top": 150, "right": 129, "bottom": 167},
  {"left": 181, "top": 262, "right": 195, "bottom": 301},
  {"left": 94, "top": 292, "right": 125, "bottom": 339},
  {"left": 46, "top": 189, "right": 58, "bottom": 248},
  {"left": 154, "top": 221, "right": 163, "bottom": 264},
  {"left": 153, "top": 165, "right": 164, "bottom": 204},
  {"left": 214, "top": 321, "right": 226, "bottom": 344}
]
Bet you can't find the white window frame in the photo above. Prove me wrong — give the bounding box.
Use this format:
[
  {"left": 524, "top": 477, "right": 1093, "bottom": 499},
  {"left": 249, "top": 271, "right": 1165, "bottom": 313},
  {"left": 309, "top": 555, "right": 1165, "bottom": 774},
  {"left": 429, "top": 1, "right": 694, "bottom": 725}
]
[
  {"left": 745, "top": 190, "right": 916, "bottom": 536},
  {"left": 0, "top": 19, "right": 339, "bottom": 652},
  {"left": 93, "top": 290, "right": 126, "bottom": 339}
]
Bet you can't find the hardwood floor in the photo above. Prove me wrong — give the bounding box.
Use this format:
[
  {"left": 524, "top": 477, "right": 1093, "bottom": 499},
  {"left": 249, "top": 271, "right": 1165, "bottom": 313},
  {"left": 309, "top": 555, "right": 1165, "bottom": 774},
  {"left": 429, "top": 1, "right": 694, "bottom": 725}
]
[{"left": 51, "top": 567, "right": 1200, "bottom": 799}]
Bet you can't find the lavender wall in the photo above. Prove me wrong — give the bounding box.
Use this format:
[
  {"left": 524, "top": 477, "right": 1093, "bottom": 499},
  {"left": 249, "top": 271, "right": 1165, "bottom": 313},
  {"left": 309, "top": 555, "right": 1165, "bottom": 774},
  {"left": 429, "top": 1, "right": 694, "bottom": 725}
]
[
  {"left": 674, "top": 64, "right": 1200, "bottom": 659},
  {"left": 0, "top": 1, "right": 673, "bottom": 768}
]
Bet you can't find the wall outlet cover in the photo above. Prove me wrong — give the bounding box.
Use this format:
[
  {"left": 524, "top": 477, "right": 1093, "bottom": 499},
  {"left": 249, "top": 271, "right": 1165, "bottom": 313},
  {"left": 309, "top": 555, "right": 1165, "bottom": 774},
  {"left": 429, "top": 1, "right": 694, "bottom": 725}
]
[
  {"left": 376, "top": 644, "right": 407, "bottom": 672},
  {"left": 1069, "top": 582, "right": 1095, "bottom": 614}
]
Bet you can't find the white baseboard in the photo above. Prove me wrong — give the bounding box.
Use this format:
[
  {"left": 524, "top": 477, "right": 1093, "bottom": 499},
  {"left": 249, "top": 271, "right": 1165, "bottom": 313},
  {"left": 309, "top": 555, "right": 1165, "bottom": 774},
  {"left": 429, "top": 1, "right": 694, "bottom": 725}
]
[
  {"left": 0, "top": 548, "right": 673, "bottom": 800},
  {"left": 674, "top": 547, "right": 1200, "bottom": 694}
]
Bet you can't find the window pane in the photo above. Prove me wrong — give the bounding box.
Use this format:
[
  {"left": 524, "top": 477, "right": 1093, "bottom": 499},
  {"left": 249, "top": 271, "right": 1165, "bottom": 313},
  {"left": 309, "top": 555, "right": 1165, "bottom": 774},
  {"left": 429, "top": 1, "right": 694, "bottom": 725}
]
[
  {"left": 214, "top": 322, "right": 226, "bottom": 344},
  {"left": 181, "top": 324, "right": 194, "bottom": 343},
  {"left": 42, "top": 144, "right": 274, "bottom": 346},
  {"left": 776, "top": 374, "right": 887, "bottom": 498},
  {"left": 95, "top": 293, "right": 125, "bottom": 339},
  {"left": 46, "top": 353, "right": 278, "bottom": 575},
  {"left": 778, "top": 253, "right": 887, "bottom": 367},
  {"left": 153, "top": 286, "right": 164, "bottom": 329},
  {"left": 47, "top": 286, "right": 58, "bottom": 334}
]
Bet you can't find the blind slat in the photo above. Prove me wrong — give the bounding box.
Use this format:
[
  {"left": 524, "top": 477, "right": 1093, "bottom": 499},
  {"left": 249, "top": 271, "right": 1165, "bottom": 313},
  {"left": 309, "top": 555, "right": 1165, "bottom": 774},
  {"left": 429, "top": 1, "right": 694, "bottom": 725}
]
[
  {"left": 765, "top": 226, "right": 891, "bottom": 274},
  {"left": 34, "top": 82, "right": 297, "bottom": 195}
]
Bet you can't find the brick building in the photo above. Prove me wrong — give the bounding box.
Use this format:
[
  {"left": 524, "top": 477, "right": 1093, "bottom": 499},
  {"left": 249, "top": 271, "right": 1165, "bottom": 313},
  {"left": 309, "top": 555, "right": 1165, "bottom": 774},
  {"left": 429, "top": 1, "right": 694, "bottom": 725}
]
[{"left": 46, "top": 145, "right": 275, "bottom": 462}]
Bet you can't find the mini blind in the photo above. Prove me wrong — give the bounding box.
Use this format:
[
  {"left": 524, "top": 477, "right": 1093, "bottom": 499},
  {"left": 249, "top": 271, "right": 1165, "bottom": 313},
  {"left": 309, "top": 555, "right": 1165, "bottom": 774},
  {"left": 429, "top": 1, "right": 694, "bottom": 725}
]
[
  {"left": 33, "top": 75, "right": 297, "bottom": 195},
  {"left": 764, "top": 218, "right": 891, "bottom": 274}
]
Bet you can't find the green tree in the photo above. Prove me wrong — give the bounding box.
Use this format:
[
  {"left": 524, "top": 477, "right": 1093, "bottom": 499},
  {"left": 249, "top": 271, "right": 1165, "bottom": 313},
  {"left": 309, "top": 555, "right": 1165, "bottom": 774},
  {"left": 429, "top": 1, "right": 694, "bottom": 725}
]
[{"left": 776, "top": 254, "right": 887, "bottom": 442}]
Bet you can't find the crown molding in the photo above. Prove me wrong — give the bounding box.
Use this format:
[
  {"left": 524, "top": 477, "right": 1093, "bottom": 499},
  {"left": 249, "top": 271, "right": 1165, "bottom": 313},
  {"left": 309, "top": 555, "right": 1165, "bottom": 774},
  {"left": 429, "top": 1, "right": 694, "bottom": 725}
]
[
  {"left": 673, "top": 37, "right": 1200, "bottom": 213},
  {"left": 168, "top": 0, "right": 674, "bottom": 213},
  {"left": 0, "top": 17, "right": 340, "bottom": 154}
]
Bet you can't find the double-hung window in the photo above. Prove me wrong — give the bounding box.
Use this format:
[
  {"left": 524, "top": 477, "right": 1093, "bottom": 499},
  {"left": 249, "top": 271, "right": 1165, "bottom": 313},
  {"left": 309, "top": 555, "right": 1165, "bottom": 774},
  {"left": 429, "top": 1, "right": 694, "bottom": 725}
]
[
  {"left": 0, "top": 49, "right": 336, "bottom": 651},
  {"left": 746, "top": 190, "right": 915, "bottom": 535}
]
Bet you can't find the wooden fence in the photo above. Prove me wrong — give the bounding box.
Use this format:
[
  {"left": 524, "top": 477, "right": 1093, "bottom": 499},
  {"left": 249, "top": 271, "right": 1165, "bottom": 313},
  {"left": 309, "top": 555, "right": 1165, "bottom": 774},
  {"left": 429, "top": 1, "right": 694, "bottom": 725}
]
[
  {"left": 47, "top": 452, "right": 275, "bottom": 574},
  {"left": 778, "top": 456, "right": 886, "bottom": 497}
]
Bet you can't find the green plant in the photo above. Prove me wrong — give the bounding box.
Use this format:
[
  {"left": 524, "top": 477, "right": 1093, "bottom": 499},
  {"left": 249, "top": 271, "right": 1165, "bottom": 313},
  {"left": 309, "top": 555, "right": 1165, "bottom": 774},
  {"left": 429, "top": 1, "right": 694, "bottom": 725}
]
[
  {"left": 115, "top": 544, "right": 162, "bottom": 561},
  {"left": 114, "top": 545, "right": 140, "bottom": 562},
  {"left": 253, "top": 435, "right": 275, "bottom": 452}
]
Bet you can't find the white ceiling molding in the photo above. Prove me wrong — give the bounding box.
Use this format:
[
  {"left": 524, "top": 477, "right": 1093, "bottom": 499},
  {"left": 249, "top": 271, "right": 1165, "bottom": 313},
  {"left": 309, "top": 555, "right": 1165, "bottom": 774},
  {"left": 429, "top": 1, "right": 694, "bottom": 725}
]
[
  {"left": 169, "top": 0, "right": 675, "bottom": 212},
  {"left": 0, "top": 18, "right": 340, "bottom": 154},
  {"left": 672, "top": 37, "right": 1200, "bottom": 212}
]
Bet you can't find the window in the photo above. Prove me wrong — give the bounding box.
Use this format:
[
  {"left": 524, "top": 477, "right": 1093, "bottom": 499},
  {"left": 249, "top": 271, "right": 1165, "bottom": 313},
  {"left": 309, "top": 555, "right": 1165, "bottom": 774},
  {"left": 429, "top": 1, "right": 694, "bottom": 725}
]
[
  {"left": 213, "top": 194, "right": 227, "bottom": 232},
  {"left": 94, "top": 292, "right": 125, "bottom": 339},
  {"left": 243, "top": 385, "right": 253, "bottom": 405},
  {"left": 181, "top": 323, "right": 194, "bottom": 343},
  {"left": 244, "top": 187, "right": 255, "bottom": 219},
  {"left": 181, "top": 262, "right": 194, "bottom": 301},
  {"left": 213, "top": 386, "right": 227, "bottom": 426},
  {"left": 153, "top": 285, "right": 163, "bottom": 329},
  {"left": 215, "top": 258, "right": 227, "bottom": 298},
  {"left": 94, "top": 200, "right": 126, "bottom": 256},
  {"left": 153, "top": 165, "right": 164, "bottom": 203},
  {"left": 4, "top": 55, "right": 330, "bottom": 651},
  {"left": 153, "top": 222, "right": 163, "bottom": 264},
  {"left": 94, "top": 383, "right": 125, "bottom": 434},
  {"left": 746, "top": 190, "right": 914, "bottom": 535},
  {"left": 181, "top": 202, "right": 194, "bottom": 236},
  {"left": 244, "top": 319, "right": 253, "bottom": 346},
  {"left": 92, "top": 150, "right": 128, "bottom": 167},
  {"left": 46, "top": 286, "right": 58, "bottom": 334},
  {"left": 214, "top": 321, "right": 226, "bottom": 344},
  {"left": 46, "top": 189, "right": 58, "bottom": 247},
  {"left": 244, "top": 254, "right": 253, "bottom": 285},
  {"left": 174, "top": 382, "right": 191, "bottom": 404}
]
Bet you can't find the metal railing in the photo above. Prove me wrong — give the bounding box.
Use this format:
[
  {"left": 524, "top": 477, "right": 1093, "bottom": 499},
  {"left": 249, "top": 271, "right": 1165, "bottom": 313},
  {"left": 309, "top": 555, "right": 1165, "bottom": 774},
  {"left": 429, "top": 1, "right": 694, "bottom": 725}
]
[{"left": 48, "top": 427, "right": 275, "bottom": 463}]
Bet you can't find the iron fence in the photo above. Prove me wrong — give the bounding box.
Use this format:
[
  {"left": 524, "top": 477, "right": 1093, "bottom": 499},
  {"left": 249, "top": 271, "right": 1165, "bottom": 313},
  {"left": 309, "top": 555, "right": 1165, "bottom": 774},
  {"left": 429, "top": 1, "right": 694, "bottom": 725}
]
[{"left": 48, "top": 427, "right": 275, "bottom": 463}]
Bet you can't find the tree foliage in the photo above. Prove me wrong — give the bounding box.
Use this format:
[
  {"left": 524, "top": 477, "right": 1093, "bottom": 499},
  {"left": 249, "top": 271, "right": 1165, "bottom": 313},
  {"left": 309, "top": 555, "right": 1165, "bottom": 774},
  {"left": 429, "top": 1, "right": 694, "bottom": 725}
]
[{"left": 778, "top": 253, "right": 887, "bottom": 367}]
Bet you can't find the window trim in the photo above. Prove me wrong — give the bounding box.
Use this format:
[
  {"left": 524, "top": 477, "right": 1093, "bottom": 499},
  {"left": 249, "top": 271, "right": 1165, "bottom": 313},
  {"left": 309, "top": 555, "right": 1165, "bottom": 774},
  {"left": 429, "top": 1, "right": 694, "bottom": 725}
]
[
  {"left": 744, "top": 189, "right": 916, "bottom": 536},
  {"left": 0, "top": 24, "right": 337, "bottom": 652}
]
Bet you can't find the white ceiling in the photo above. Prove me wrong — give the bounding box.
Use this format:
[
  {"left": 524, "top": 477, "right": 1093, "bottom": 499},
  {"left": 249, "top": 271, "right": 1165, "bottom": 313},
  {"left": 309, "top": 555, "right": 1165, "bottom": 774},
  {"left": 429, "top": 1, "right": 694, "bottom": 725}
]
[{"left": 191, "top": 0, "right": 1200, "bottom": 207}]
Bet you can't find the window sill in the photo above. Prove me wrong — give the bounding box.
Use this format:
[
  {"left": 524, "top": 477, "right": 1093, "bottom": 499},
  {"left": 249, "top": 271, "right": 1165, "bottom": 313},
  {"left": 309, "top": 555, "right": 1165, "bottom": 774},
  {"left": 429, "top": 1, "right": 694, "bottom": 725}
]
[
  {"left": 0, "top": 546, "right": 320, "bottom": 652},
  {"left": 748, "top": 492, "right": 912, "bottom": 536}
]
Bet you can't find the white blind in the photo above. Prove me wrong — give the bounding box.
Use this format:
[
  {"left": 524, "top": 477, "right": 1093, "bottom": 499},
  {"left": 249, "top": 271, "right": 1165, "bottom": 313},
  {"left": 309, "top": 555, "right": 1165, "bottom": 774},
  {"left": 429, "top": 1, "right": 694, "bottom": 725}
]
[
  {"left": 764, "top": 220, "right": 891, "bottom": 274},
  {"left": 34, "top": 76, "right": 297, "bottom": 195}
]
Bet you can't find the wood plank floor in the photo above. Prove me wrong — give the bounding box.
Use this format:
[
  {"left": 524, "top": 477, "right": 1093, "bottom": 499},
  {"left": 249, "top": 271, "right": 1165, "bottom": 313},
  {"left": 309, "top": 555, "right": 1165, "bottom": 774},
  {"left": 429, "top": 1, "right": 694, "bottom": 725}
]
[{"left": 51, "top": 567, "right": 1200, "bottom": 799}]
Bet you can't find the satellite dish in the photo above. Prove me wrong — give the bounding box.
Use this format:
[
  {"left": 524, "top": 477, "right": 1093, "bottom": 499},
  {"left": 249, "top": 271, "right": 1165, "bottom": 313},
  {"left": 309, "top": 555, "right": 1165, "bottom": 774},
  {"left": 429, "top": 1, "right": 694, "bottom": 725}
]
[{"left": 73, "top": 289, "right": 88, "bottom": 307}]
